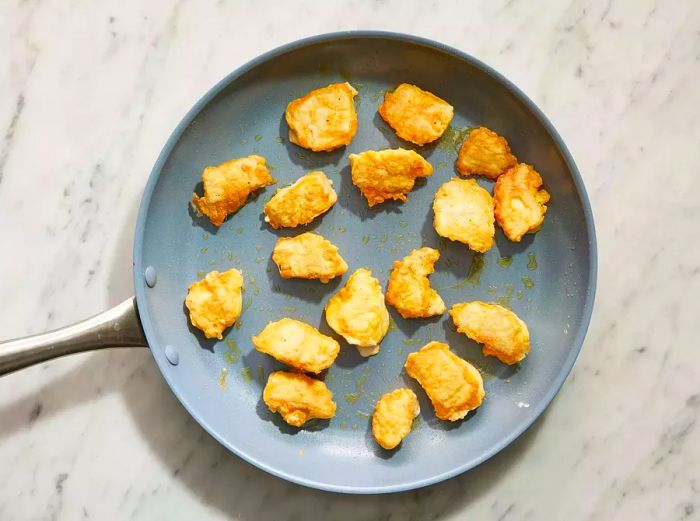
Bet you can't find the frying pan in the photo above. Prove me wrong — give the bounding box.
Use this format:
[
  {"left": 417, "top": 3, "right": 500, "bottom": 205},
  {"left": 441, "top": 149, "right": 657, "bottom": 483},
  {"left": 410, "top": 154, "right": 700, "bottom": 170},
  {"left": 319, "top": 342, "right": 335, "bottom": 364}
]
[{"left": 0, "top": 32, "right": 597, "bottom": 493}]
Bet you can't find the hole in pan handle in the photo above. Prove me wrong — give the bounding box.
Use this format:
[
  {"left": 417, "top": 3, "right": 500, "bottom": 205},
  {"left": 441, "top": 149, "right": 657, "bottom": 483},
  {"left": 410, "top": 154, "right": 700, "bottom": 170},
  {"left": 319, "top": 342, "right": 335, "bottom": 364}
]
[{"left": 0, "top": 298, "right": 148, "bottom": 376}]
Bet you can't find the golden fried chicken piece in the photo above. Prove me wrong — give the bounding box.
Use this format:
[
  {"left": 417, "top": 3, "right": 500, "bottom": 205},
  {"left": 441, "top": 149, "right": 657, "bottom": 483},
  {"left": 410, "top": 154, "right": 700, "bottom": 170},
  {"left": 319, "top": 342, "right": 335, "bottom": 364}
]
[
  {"left": 285, "top": 82, "right": 358, "bottom": 152},
  {"left": 450, "top": 301, "right": 530, "bottom": 365},
  {"left": 325, "top": 268, "right": 390, "bottom": 357},
  {"left": 263, "top": 371, "right": 336, "bottom": 427},
  {"left": 185, "top": 269, "right": 243, "bottom": 339},
  {"left": 349, "top": 149, "right": 433, "bottom": 207},
  {"left": 252, "top": 318, "right": 340, "bottom": 374},
  {"left": 432, "top": 178, "right": 495, "bottom": 253},
  {"left": 378, "top": 83, "right": 454, "bottom": 145},
  {"left": 455, "top": 127, "right": 517, "bottom": 179},
  {"left": 494, "top": 163, "right": 550, "bottom": 242},
  {"left": 263, "top": 171, "right": 337, "bottom": 229},
  {"left": 405, "top": 341, "right": 484, "bottom": 421},
  {"left": 372, "top": 388, "right": 420, "bottom": 450},
  {"left": 272, "top": 232, "right": 348, "bottom": 283},
  {"left": 386, "top": 248, "right": 445, "bottom": 319},
  {"left": 192, "top": 155, "right": 275, "bottom": 227}
]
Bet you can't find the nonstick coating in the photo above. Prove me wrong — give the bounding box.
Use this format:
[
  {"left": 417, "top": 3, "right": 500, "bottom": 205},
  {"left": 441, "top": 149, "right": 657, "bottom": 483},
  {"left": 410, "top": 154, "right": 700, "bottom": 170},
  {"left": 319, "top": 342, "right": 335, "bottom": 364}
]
[{"left": 133, "top": 32, "right": 596, "bottom": 493}]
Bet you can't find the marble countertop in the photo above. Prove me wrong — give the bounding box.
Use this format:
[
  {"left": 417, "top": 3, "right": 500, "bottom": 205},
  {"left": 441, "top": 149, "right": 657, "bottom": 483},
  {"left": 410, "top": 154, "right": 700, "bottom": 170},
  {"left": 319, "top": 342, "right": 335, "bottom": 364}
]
[{"left": 1, "top": 1, "right": 699, "bottom": 519}]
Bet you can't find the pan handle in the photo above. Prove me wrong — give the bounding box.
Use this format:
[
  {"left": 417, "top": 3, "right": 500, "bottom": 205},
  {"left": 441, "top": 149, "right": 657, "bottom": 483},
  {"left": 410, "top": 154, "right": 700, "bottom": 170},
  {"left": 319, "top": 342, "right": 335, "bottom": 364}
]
[{"left": 0, "top": 297, "right": 148, "bottom": 376}]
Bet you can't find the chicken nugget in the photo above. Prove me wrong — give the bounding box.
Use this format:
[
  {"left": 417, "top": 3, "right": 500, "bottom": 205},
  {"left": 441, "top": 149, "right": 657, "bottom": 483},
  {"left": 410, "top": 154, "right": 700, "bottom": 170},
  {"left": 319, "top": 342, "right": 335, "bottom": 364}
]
[
  {"left": 185, "top": 269, "right": 243, "bottom": 339},
  {"left": 372, "top": 389, "right": 420, "bottom": 450},
  {"left": 349, "top": 149, "right": 433, "bottom": 207},
  {"left": 494, "top": 163, "right": 550, "bottom": 242},
  {"left": 325, "top": 268, "right": 390, "bottom": 357},
  {"left": 263, "top": 371, "right": 336, "bottom": 427},
  {"left": 432, "top": 178, "right": 495, "bottom": 253},
  {"left": 405, "top": 341, "right": 484, "bottom": 421},
  {"left": 272, "top": 232, "right": 348, "bottom": 283},
  {"left": 450, "top": 301, "right": 530, "bottom": 365},
  {"left": 263, "top": 171, "right": 337, "bottom": 229},
  {"left": 455, "top": 127, "right": 517, "bottom": 179},
  {"left": 285, "top": 82, "right": 358, "bottom": 152},
  {"left": 192, "top": 155, "right": 275, "bottom": 227},
  {"left": 386, "top": 248, "right": 445, "bottom": 319},
  {"left": 252, "top": 318, "right": 340, "bottom": 374},
  {"left": 379, "top": 83, "right": 454, "bottom": 145}
]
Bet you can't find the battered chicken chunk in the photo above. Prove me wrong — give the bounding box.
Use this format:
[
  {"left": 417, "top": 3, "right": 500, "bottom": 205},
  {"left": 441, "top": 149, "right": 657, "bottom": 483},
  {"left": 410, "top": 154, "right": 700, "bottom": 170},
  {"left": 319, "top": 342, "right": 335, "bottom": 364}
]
[
  {"left": 185, "top": 269, "right": 243, "bottom": 340},
  {"left": 263, "top": 171, "right": 337, "bottom": 229},
  {"left": 252, "top": 318, "right": 340, "bottom": 374},
  {"left": 272, "top": 232, "right": 348, "bottom": 283},
  {"left": 285, "top": 82, "right": 358, "bottom": 152},
  {"left": 349, "top": 149, "right": 433, "bottom": 207},
  {"left": 386, "top": 248, "right": 445, "bottom": 319},
  {"left": 450, "top": 301, "right": 530, "bottom": 365},
  {"left": 263, "top": 371, "right": 336, "bottom": 427},
  {"left": 372, "top": 389, "right": 420, "bottom": 450},
  {"left": 325, "top": 268, "right": 390, "bottom": 357},
  {"left": 405, "top": 341, "right": 485, "bottom": 421},
  {"left": 192, "top": 155, "right": 275, "bottom": 227},
  {"left": 432, "top": 178, "right": 495, "bottom": 253},
  {"left": 378, "top": 83, "right": 454, "bottom": 145},
  {"left": 455, "top": 127, "right": 517, "bottom": 179},
  {"left": 494, "top": 163, "right": 550, "bottom": 242}
]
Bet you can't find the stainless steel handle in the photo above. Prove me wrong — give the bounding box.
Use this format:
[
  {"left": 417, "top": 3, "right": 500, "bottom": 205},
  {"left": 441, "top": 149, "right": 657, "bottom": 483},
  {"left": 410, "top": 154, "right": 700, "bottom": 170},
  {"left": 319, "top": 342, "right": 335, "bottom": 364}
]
[{"left": 0, "top": 297, "right": 148, "bottom": 376}]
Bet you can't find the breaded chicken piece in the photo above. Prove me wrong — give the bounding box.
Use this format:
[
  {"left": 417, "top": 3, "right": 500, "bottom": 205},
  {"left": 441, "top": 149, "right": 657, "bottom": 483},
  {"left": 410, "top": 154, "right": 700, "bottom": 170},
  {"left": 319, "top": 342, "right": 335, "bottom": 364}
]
[
  {"left": 285, "top": 82, "right": 358, "bottom": 152},
  {"left": 192, "top": 155, "right": 275, "bottom": 227},
  {"left": 272, "top": 232, "right": 348, "bottom": 283},
  {"left": 325, "top": 268, "right": 390, "bottom": 357},
  {"left": 349, "top": 149, "right": 433, "bottom": 207},
  {"left": 450, "top": 301, "right": 530, "bottom": 365},
  {"left": 379, "top": 83, "right": 454, "bottom": 145},
  {"left": 433, "top": 178, "right": 495, "bottom": 253},
  {"left": 372, "top": 388, "right": 420, "bottom": 450},
  {"left": 252, "top": 318, "right": 340, "bottom": 374},
  {"left": 386, "top": 248, "right": 445, "bottom": 319},
  {"left": 263, "top": 371, "right": 336, "bottom": 427},
  {"left": 494, "top": 163, "right": 550, "bottom": 242},
  {"left": 263, "top": 171, "right": 337, "bottom": 229},
  {"left": 455, "top": 127, "right": 517, "bottom": 179},
  {"left": 405, "top": 341, "right": 485, "bottom": 421},
  {"left": 185, "top": 269, "right": 243, "bottom": 339}
]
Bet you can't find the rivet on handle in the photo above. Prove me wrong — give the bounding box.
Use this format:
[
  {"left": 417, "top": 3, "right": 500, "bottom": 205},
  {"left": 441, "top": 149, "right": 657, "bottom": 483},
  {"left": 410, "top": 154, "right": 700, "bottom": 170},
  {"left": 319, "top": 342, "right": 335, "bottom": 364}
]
[
  {"left": 144, "top": 266, "right": 157, "bottom": 288},
  {"left": 164, "top": 345, "right": 179, "bottom": 366}
]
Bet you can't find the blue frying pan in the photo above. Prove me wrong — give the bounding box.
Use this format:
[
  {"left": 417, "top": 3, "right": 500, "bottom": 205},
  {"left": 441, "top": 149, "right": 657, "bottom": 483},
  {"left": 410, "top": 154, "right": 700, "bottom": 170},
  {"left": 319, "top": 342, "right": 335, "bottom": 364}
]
[{"left": 0, "top": 32, "right": 596, "bottom": 493}]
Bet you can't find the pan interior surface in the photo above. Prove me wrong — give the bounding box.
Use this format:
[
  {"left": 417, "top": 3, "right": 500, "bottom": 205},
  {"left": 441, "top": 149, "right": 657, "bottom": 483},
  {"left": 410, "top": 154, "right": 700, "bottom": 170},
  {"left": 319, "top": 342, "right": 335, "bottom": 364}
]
[{"left": 133, "top": 33, "right": 595, "bottom": 493}]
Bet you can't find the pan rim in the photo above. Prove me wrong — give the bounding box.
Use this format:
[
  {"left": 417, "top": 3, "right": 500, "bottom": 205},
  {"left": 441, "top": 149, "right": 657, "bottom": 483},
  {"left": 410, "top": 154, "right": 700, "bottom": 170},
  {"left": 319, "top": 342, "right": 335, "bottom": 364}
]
[{"left": 133, "top": 30, "right": 597, "bottom": 494}]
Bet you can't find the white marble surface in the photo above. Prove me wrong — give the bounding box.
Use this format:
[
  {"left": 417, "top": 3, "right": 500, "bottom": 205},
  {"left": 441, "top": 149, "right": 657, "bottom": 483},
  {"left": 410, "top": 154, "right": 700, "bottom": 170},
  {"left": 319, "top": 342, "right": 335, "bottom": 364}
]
[{"left": 1, "top": 0, "right": 699, "bottom": 519}]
